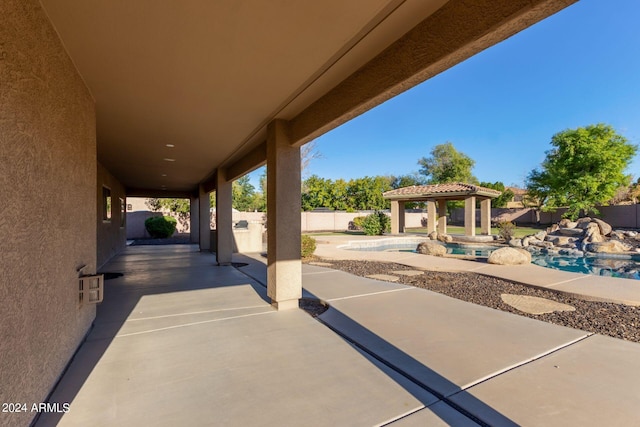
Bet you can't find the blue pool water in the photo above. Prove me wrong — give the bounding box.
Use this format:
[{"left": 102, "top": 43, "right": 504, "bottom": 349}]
[
  {"left": 532, "top": 254, "right": 640, "bottom": 280},
  {"left": 347, "top": 242, "right": 640, "bottom": 280}
]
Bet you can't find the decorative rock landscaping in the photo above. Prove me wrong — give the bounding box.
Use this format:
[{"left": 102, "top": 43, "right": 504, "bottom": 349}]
[
  {"left": 319, "top": 259, "right": 640, "bottom": 343},
  {"left": 509, "top": 217, "right": 639, "bottom": 258}
]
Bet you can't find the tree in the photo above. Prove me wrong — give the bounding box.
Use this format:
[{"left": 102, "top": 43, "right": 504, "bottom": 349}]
[
  {"left": 479, "top": 181, "right": 514, "bottom": 208},
  {"left": 526, "top": 124, "right": 637, "bottom": 220},
  {"left": 346, "top": 176, "right": 391, "bottom": 211},
  {"left": 301, "top": 175, "right": 392, "bottom": 211},
  {"left": 300, "top": 141, "right": 322, "bottom": 178},
  {"left": 389, "top": 173, "right": 427, "bottom": 189},
  {"left": 232, "top": 175, "right": 258, "bottom": 211},
  {"left": 418, "top": 142, "right": 477, "bottom": 184},
  {"left": 145, "top": 198, "right": 162, "bottom": 212},
  {"left": 389, "top": 173, "right": 427, "bottom": 209},
  {"left": 301, "top": 175, "right": 334, "bottom": 211},
  {"left": 330, "top": 179, "right": 350, "bottom": 211}
]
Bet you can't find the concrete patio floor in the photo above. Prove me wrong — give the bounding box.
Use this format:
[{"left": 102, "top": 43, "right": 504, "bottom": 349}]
[{"left": 38, "top": 244, "right": 640, "bottom": 426}]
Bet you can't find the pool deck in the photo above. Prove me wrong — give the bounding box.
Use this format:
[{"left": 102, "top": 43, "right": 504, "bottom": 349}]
[
  {"left": 37, "top": 242, "right": 640, "bottom": 426},
  {"left": 313, "top": 234, "right": 640, "bottom": 306}
]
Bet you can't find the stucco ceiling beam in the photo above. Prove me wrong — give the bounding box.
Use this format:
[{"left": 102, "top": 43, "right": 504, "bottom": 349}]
[
  {"left": 200, "top": 174, "right": 217, "bottom": 194},
  {"left": 225, "top": 141, "right": 267, "bottom": 182},
  {"left": 288, "top": 0, "right": 577, "bottom": 147},
  {"left": 126, "top": 188, "right": 196, "bottom": 199}
]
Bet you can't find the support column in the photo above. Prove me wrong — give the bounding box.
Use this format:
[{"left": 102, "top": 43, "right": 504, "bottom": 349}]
[
  {"left": 267, "top": 120, "right": 301, "bottom": 311},
  {"left": 190, "top": 196, "right": 199, "bottom": 244},
  {"left": 464, "top": 196, "right": 476, "bottom": 236},
  {"left": 216, "top": 168, "right": 233, "bottom": 265},
  {"left": 198, "top": 184, "right": 210, "bottom": 251},
  {"left": 437, "top": 199, "right": 447, "bottom": 234},
  {"left": 426, "top": 200, "right": 437, "bottom": 234},
  {"left": 390, "top": 200, "right": 405, "bottom": 234},
  {"left": 480, "top": 198, "right": 491, "bottom": 235}
]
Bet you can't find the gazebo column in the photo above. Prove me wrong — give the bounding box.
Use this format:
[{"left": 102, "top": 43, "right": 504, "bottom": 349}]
[
  {"left": 437, "top": 199, "right": 447, "bottom": 234},
  {"left": 426, "top": 200, "right": 437, "bottom": 233},
  {"left": 390, "top": 200, "right": 405, "bottom": 234},
  {"left": 464, "top": 196, "right": 476, "bottom": 236},
  {"left": 480, "top": 198, "right": 491, "bottom": 235}
]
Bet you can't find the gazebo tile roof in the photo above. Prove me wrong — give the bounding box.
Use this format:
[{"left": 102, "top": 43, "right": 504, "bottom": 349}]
[{"left": 383, "top": 182, "right": 501, "bottom": 199}]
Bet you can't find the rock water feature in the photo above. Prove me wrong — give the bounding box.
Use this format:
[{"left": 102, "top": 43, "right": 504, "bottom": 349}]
[{"left": 507, "top": 217, "right": 640, "bottom": 278}]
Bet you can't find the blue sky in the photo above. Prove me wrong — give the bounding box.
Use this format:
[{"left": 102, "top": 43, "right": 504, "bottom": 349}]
[{"left": 251, "top": 0, "right": 640, "bottom": 188}]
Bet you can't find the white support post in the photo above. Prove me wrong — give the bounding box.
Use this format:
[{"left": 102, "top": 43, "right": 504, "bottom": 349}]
[
  {"left": 426, "top": 200, "right": 437, "bottom": 234},
  {"left": 465, "top": 196, "right": 476, "bottom": 236}
]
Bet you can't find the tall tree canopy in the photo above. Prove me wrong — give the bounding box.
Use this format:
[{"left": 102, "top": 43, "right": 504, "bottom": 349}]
[
  {"left": 232, "top": 175, "right": 260, "bottom": 212},
  {"left": 301, "top": 175, "right": 391, "bottom": 211},
  {"left": 478, "top": 181, "right": 514, "bottom": 208},
  {"left": 418, "top": 142, "right": 477, "bottom": 184},
  {"left": 526, "top": 124, "right": 637, "bottom": 220}
]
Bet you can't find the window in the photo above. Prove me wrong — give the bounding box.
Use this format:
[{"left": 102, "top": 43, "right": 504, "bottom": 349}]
[
  {"left": 120, "top": 198, "right": 126, "bottom": 227},
  {"left": 102, "top": 187, "right": 111, "bottom": 221}
]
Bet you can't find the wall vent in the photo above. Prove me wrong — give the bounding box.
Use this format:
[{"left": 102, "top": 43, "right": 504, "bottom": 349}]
[{"left": 79, "top": 275, "right": 104, "bottom": 305}]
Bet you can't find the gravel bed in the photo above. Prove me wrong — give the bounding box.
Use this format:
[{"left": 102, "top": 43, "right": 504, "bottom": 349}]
[{"left": 309, "top": 259, "right": 640, "bottom": 343}]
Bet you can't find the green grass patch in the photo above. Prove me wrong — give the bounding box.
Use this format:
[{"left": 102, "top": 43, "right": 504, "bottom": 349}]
[{"left": 405, "top": 225, "right": 545, "bottom": 239}]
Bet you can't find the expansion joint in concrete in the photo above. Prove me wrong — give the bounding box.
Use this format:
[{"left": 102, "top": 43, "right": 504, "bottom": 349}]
[{"left": 313, "top": 315, "right": 492, "bottom": 427}]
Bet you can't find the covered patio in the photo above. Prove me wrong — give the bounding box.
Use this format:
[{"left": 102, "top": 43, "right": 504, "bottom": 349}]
[
  {"left": 2, "top": 1, "right": 580, "bottom": 425},
  {"left": 383, "top": 183, "right": 501, "bottom": 236}
]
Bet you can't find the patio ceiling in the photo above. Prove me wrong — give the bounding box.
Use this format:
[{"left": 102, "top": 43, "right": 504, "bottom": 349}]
[{"left": 40, "top": 0, "right": 576, "bottom": 195}]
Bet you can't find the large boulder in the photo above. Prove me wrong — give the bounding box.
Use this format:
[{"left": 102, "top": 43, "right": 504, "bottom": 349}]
[
  {"left": 508, "top": 238, "right": 523, "bottom": 247},
  {"left": 546, "top": 236, "right": 577, "bottom": 247},
  {"left": 583, "top": 222, "right": 604, "bottom": 243},
  {"left": 558, "top": 219, "right": 577, "bottom": 229},
  {"left": 585, "top": 240, "right": 633, "bottom": 254},
  {"left": 610, "top": 230, "right": 626, "bottom": 240},
  {"left": 437, "top": 233, "right": 453, "bottom": 243},
  {"left": 534, "top": 230, "right": 547, "bottom": 241},
  {"left": 575, "top": 217, "right": 593, "bottom": 229},
  {"left": 416, "top": 241, "right": 447, "bottom": 257},
  {"left": 592, "top": 218, "right": 612, "bottom": 236},
  {"left": 487, "top": 247, "right": 532, "bottom": 265},
  {"left": 557, "top": 228, "right": 584, "bottom": 237}
]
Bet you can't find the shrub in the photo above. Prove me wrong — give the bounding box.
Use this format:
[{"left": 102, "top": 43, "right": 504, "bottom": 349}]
[
  {"left": 497, "top": 221, "right": 516, "bottom": 241},
  {"left": 350, "top": 216, "right": 367, "bottom": 230},
  {"left": 145, "top": 216, "right": 177, "bottom": 238},
  {"left": 361, "top": 211, "right": 390, "bottom": 236},
  {"left": 301, "top": 235, "right": 317, "bottom": 258}
]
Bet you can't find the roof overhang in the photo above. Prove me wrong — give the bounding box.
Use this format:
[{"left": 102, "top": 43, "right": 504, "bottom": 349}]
[{"left": 40, "top": 0, "right": 578, "bottom": 195}]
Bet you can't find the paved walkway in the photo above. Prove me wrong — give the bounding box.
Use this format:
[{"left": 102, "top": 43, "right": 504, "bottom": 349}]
[{"left": 38, "top": 244, "right": 640, "bottom": 426}]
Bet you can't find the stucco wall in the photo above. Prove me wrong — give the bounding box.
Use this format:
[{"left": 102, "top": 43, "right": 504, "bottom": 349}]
[
  {"left": 0, "top": 1, "right": 97, "bottom": 425},
  {"left": 97, "top": 162, "right": 127, "bottom": 268}
]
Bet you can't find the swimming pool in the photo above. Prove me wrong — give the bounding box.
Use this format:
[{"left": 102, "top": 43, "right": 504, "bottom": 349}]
[
  {"left": 532, "top": 254, "right": 640, "bottom": 280},
  {"left": 342, "top": 239, "right": 640, "bottom": 280}
]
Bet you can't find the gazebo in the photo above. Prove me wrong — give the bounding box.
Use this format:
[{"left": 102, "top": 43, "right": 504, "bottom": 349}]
[{"left": 383, "top": 183, "right": 501, "bottom": 236}]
